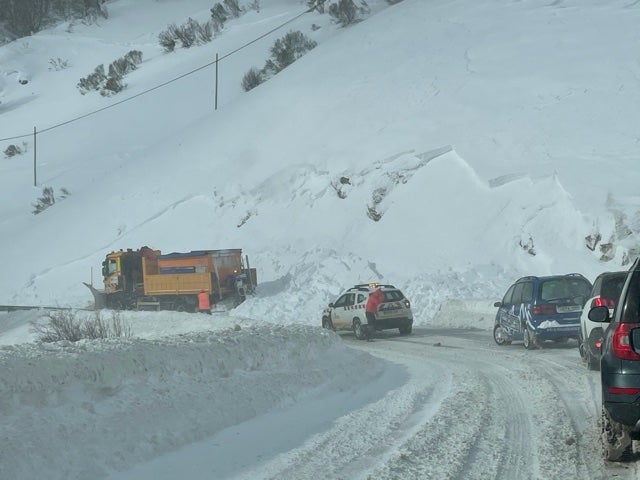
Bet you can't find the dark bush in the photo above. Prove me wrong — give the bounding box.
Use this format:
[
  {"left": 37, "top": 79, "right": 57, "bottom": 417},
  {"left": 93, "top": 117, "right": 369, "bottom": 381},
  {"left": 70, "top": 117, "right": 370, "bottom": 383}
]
[
  {"left": 308, "top": 0, "right": 326, "bottom": 13},
  {"left": 124, "top": 50, "right": 143, "bottom": 67},
  {"left": 210, "top": 3, "right": 228, "bottom": 26},
  {"left": 174, "top": 18, "right": 198, "bottom": 48},
  {"left": 242, "top": 67, "right": 264, "bottom": 91},
  {"left": 159, "top": 19, "right": 212, "bottom": 51},
  {"left": 32, "top": 186, "right": 55, "bottom": 214},
  {"left": 264, "top": 30, "right": 317, "bottom": 75},
  {"left": 328, "top": 0, "right": 358, "bottom": 27},
  {"left": 194, "top": 20, "right": 213, "bottom": 43},
  {"left": 158, "top": 29, "right": 176, "bottom": 52},
  {"left": 101, "top": 75, "right": 125, "bottom": 96},
  {"left": 108, "top": 50, "right": 142, "bottom": 77},
  {"left": 0, "top": 0, "right": 108, "bottom": 38},
  {"left": 223, "top": 0, "right": 242, "bottom": 18},
  {"left": 77, "top": 64, "right": 106, "bottom": 94},
  {"left": 31, "top": 186, "right": 70, "bottom": 214},
  {"left": 4, "top": 143, "right": 23, "bottom": 157}
]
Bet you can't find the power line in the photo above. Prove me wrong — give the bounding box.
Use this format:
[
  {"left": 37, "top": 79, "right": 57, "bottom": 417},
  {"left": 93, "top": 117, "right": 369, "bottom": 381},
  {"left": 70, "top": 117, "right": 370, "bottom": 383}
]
[{"left": 0, "top": 5, "right": 314, "bottom": 143}]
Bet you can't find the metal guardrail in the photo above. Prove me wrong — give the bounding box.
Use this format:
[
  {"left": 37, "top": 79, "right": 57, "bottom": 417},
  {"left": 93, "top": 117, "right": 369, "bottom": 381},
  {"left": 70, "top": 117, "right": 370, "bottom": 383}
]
[{"left": 0, "top": 305, "right": 86, "bottom": 312}]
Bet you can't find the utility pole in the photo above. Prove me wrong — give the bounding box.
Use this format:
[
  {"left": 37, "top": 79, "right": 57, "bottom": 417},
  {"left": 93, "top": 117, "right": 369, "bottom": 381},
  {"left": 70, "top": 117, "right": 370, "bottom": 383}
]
[
  {"left": 33, "top": 126, "right": 37, "bottom": 187},
  {"left": 215, "top": 53, "right": 219, "bottom": 110}
]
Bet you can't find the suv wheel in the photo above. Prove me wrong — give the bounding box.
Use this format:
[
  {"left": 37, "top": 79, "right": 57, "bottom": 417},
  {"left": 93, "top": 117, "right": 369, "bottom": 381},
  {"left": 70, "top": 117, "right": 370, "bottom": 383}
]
[
  {"left": 493, "top": 324, "right": 511, "bottom": 346},
  {"left": 586, "top": 349, "right": 599, "bottom": 371},
  {"left": 523, "top": 326, "right": 538, "bottom": 350},
  {"left": 601, "top": 407, "right": 633, "bottom": 461},
  {"left": 322, "top": 316, "right": 334, "bottom": 331},
  {"left": 399, "top": 324, "right": 412, "bottom": 335},
  {"left": 353, "top": 318, "right": 366, "bottom": 340}
]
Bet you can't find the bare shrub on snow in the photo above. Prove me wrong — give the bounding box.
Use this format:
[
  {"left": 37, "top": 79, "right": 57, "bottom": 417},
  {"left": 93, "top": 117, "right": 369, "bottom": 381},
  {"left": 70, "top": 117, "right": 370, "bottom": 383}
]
[
  {"left": 328, "top": 0, "right": 370, "bottom": 26},
  {"left": 263, "top": 30, "right": 317, "bottom": 75},
  {"left": 31, "top": 309, "right": 131, "bottom": 343},
  {"left": 241, "top": 67, "right": 264, "bottom": 91},
  {"left": 4, "top": 143, "right": 26, "bottom": 158},
  {"left": 159, "top": 19, "right": 213, "bottom": 51},
  {"left": 223, "top": 0, "right": 242, "bottom": 18}
]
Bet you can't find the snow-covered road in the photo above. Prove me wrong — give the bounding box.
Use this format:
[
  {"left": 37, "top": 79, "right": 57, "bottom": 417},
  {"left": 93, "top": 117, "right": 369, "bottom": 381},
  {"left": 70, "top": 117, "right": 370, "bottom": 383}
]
[
  {"left": 4, "top": 311, "right": 640, "bottom": 479},
  {"left": 230, "top": 328, "right": 640, "bottom": 479}
]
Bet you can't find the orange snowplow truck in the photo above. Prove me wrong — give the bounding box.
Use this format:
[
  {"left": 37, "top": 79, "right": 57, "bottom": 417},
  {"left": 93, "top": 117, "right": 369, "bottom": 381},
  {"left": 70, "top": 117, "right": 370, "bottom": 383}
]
[{"left": 87, "top": 246, "right": 256, "bottom": 311}]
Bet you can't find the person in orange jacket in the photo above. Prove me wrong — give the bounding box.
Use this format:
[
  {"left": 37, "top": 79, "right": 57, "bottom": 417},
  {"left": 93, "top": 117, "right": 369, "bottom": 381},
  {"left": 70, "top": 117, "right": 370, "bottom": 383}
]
[
  {"left": 198, "top": 289, "right": 211, "bottom": 314},
  {"left": 365, "top": 287, "right": 384, "bottom": 338}
]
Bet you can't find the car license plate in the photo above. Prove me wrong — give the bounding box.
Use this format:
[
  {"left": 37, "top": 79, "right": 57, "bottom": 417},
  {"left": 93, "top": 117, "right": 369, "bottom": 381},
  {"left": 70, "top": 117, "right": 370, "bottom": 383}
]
[{"left": 557, "top": 305, "right": 581, "bottom": 313}]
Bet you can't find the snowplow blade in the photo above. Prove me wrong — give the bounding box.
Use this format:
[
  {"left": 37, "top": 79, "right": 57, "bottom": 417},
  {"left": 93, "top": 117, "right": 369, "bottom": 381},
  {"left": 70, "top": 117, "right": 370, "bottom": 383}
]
[{"left": 83, "top": 282, "right": 107, "bottom": 310}]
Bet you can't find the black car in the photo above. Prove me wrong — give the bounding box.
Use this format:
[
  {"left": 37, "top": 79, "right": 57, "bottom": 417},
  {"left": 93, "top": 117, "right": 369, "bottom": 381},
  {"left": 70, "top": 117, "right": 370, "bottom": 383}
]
[{"left": 589, "top": 258, "right": 640, "bottom": 461}]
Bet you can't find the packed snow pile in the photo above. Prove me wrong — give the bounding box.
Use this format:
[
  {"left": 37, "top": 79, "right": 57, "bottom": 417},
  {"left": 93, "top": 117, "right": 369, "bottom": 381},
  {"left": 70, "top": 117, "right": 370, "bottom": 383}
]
[{"left": 0, "top": 323, "right": 390, "bottom": 480}]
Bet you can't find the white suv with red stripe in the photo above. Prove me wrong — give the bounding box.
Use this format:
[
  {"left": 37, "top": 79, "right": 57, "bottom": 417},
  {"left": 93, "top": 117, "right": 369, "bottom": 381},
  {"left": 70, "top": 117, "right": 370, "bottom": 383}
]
[{"left": 321, "top": 283, "right": 413, "bottom": 340}]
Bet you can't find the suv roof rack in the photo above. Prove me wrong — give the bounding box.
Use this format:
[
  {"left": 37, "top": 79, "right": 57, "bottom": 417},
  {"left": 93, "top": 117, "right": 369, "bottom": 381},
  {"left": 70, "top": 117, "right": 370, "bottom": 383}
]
[
  {"left": 351, "top": 283, "right": 396, "bottom": 290},
  {"left": 517, "top": 276, "right": 538, "bottom": 282}
]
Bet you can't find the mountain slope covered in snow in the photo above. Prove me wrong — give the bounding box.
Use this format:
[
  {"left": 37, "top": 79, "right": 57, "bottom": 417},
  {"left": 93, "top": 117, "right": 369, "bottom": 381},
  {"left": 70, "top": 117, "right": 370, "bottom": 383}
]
[{"left": 0, "top": 0, "right": 639, "bottom": 320}]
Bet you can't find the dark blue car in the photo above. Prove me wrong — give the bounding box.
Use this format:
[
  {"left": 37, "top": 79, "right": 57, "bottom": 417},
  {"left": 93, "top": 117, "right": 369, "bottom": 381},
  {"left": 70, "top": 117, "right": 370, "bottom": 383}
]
[{"left": 493, "top": 273, "right": 592, "bottom": 349}]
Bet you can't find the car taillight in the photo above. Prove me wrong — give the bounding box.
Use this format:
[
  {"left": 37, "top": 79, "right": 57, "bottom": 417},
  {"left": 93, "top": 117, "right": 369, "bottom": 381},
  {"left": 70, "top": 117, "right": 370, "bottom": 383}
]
[
  {"left": 609, "top": 387, "right": 640, "bottom": 395},
  {"left": 611, "top": 323, "right": 640, "bottom": 361},
  {"left": 593, "top": 296, "right": 616, "bottom": 308},
  {"left": 403, "top": 299, "right": 410, "bottom": 308},
  {"left": 532, "top": 304, "right": 556, "bottom": 315}
]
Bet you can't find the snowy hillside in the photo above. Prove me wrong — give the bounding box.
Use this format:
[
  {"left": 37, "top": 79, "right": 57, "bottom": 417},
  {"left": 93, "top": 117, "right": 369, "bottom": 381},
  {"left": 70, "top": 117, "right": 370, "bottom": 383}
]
[{"left": 1, "top": 0, "right": 639, "bottom": 319}]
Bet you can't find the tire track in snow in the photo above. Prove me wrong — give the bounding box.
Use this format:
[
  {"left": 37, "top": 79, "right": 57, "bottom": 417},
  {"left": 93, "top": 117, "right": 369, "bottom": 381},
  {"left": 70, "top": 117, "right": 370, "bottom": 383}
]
[
  {"left": 361, "top": 331, "right": 640, "bottom": 480},
  {"left": 366, "top": 348, "right": 536, "bottom": 480},
  {"left": 229, "top": 352, "right": 453, "bottom": 480},
  {"left": 534, "top": 348, "right": 640, "bottom": 479}
]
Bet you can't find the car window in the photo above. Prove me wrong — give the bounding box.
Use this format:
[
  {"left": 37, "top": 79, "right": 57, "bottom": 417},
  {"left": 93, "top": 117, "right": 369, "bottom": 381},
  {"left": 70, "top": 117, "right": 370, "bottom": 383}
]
[
  {"left": 540, "top": 280, "right": 568, "bottom": 300},
  {"left": 540, "top": 278, "right": 590, "bottom": 302},
  {"left": 621, "top": 270, "right": 640, "bottom": 323},
  {"left": 333, "top": 294, "right": 352, "bottom": 308},
  {"left": 357, "top": 293, "right": 366, "bottom": 303},
  {"left": 512, "top": 283, "right": 525, "bottom": 304},
  {"left": 521, "top": 282, "right": 533, "bottom": 303},
  {"left": 591, "top": 276, "right": 603, "bottom": 297},
  {"left": 383, "top": 290, "right": 404, "bottom": 302},
  {"left": 566, "top": 278, "right": 591, "bottom": 300},
  {"left": 601, "top": 275, "right": 626, "bottom": 306},
  {"left": 502, "top": 284, "right": 516, "bottom": 305}
]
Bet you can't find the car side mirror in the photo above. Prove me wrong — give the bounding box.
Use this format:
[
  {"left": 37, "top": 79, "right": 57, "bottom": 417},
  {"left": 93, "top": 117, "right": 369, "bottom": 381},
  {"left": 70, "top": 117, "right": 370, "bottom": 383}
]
[
  {"left": 588, "top": 305, "right": 610, "bottom": 323},
  {"left": 328, "top": 303, "right": 334, "bottom": 308},
  {"left": 494, "top": 301, "right": 502, "bottom": 308}
]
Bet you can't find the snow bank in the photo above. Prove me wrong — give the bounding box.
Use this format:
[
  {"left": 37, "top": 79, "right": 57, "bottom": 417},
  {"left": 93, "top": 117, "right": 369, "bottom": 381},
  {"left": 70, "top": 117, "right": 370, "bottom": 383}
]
[
  {"left": 429, "top": 299, "right": 497, "bottom": 330},
  {"left": 0, "top": 324, "right": 387, "bottom": 480}
]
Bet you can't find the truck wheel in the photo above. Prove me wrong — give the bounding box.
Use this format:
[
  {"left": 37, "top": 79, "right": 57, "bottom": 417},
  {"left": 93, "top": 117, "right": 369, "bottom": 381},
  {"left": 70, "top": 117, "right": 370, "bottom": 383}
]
[{"left": 353, "top": 318, "right": 366, "bottom": 340}]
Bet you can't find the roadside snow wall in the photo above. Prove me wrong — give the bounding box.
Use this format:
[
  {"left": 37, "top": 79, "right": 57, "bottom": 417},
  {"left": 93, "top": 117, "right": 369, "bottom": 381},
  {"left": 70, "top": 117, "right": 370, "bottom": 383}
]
[{"left": 0, "top": 325, "right": 384, "bottom": 480}]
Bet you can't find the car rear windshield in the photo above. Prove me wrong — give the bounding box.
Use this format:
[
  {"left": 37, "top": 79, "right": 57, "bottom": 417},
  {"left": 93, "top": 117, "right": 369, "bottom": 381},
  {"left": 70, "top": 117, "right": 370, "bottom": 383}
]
[
  {"left": 383, "top": 290, "right": 405, "bottom": 302},
  {"left": 600, "top": 274, "right": 627, "bottom": 306},
  {"left": 539, "top": 277, "right": 591, "bottom": 302}
]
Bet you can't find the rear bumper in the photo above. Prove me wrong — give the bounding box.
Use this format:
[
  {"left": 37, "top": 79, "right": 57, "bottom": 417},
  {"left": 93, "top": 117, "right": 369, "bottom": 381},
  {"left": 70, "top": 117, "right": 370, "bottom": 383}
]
[
  {"left": 370, "top": 317, "right": 413, "bottom": 330},
  {"left": 604, "top": 402, "right": 640, "bottom": 429},
  {"left": 602, "top": 372, "right": 640, "bottom": 427},
  {"left": 532, "top": 323, "right": 579, "bottom": 340}
]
